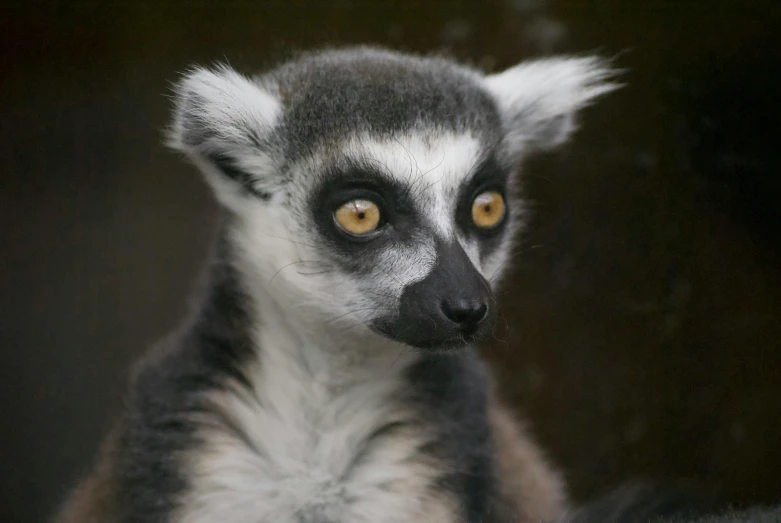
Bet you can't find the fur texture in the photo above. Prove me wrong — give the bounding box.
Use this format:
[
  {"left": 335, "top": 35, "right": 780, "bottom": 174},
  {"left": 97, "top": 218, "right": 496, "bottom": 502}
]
[
  {"left": 53, "top": 46, "right": 619, "bottom": 523},
  {"left": 566, "top": 483, "right": 781, "bottom": 523}
]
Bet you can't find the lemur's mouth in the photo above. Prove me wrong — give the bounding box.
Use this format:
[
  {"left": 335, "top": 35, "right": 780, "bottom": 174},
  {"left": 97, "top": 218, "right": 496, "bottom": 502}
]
[
  {"left": 370, "top": 315, "right": 495, "bottom": 352},
  {"left": 411, "top": 333, "right": 486, "bottom": 352}
]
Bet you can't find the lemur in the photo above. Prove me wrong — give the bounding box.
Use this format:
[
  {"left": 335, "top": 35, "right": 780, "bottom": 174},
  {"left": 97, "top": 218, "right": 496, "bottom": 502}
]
[{"left": 53, "top": 46, "right": 620, "bottom": 523}]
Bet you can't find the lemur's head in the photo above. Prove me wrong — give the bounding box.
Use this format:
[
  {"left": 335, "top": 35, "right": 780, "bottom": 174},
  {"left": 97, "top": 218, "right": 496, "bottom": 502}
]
[{"left": 168, "top": 47, "right": 618, "bottom": 351}]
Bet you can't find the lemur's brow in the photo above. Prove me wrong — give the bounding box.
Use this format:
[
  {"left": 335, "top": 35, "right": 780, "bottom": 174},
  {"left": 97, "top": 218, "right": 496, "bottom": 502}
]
[
  {"left": 461, "top": 151, "right": 508, "bottom": 192},
  {"left": 319, "top": 156, "right": 399, "bottom": 188}
]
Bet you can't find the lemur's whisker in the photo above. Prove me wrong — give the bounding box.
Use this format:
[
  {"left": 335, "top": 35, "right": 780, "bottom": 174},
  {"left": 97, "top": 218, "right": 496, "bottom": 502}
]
[
  {"left": 296, "top": 269, "right": 334, "bottom": 276},
  {"left": 325, "top": 307, "right": 382, "bottom": 325},
  {"left": 488, "top": 262, "right": 511, "bottom": 283},
  {"left": 257, "top": 232, "right": 323, "bottom": 250},
  {"left": 392, "top": 136, "right": 422, "bottom": 177},
  {"left": 417, "top": 151, "right": 448, "bottom": 194},
  {"left": 362, "top": 289, "right": 399, "bottom": 300},
  {"left": 420, "top": 170, "right": 446, "bottom": 194},
  {"left": 268, "top": 260, "right": 326, "bottom": 285},
  {"left": 359, "top": 154, "right": 394, "bottom": 179},
  {"left": 375, "top": 265, "right": 405, "bottom": 288}
]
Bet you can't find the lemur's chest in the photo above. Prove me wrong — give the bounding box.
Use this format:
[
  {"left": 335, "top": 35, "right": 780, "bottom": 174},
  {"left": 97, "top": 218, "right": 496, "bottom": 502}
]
[{"left": 175, "top": 350, "right": 458, "bottom": 523}]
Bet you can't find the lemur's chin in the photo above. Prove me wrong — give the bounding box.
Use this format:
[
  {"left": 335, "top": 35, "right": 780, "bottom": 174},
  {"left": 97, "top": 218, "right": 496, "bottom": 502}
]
[
  {"left": 412, "top": 334, "right": 485, "bottom": 353},
  {"left": 369, "top": 312, "right": 497, "bottom": 352}
]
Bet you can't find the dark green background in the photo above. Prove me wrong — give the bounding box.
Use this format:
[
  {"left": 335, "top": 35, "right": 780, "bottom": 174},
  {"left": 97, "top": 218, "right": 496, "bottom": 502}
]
[{"left": 2, "top": 2, "right": 780, "bottom": 522}]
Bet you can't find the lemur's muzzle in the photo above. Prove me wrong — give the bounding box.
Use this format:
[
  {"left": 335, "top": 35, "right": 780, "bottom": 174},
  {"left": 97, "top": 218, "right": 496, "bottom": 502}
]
[{"left": 374, "top": 240, "right": 496, "bottom": 350}]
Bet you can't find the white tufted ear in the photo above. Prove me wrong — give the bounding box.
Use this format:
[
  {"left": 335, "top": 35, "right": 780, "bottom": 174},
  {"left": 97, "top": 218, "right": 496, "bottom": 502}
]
[
  {"left": 483, "top": 56, "right": 621, "bottom": 153},
  {"left": 167, "top": 65, "right": 282, "bottom": 207}
]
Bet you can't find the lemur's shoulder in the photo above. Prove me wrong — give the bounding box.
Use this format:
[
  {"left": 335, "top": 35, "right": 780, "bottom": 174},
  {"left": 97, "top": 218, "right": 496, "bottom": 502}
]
[
  {"left": 489, "top": 399, "right": 568, "bottom": 522},
  {"left": 53, "top": 423, "right": 122, "bottom": 523}
]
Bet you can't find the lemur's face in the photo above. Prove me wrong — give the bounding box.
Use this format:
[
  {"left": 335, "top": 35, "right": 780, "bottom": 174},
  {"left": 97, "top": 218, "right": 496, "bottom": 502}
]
[
  {"left": 297, "top": 132, "right": 513, "bottom": 350},
  {"left": 169, "top": 48, "right": 617, "bottom": 351}
]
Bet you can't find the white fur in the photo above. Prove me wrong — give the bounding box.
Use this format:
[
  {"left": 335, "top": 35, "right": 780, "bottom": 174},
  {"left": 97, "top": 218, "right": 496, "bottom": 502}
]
[
  {"left": 168, "top": 65, "right": 283, "bottom": 210},
  {"left": 484, "top": 56, "right": 620, "bottom": 152},
  {"left": 176, "top": 299, "right": 456, "bottom": 523},
  {"left": 350, "top": 133, "right": 484, "bottom": 239}
]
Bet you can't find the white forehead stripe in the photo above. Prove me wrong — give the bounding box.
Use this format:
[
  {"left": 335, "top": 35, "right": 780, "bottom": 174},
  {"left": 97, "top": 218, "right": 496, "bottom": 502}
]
[{"left": 346, "top": 132, "right": 484, "bottom": 237}]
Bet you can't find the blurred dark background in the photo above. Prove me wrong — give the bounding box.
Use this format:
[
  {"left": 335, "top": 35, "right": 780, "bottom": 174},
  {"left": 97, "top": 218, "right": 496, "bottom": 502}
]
[{"left": 2, "top": 1, "right": 780, "bottom": 522}]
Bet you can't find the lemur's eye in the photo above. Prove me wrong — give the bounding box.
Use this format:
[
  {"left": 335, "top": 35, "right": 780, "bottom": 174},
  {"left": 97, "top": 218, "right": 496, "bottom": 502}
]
[
  {"left": 471, "top": 191, "right": 506, "bottom": 229},
  {"left": 334, "top": 199, "right": 381, "bottom": 236}
]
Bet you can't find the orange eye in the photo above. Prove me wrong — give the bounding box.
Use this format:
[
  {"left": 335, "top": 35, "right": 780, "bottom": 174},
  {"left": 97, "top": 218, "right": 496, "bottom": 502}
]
[
  {"left": 334, "top": 199, "right": 381, "bottom": 236},
  {"left": 471, "top": 191, "right": 506, "bottom": 229}
]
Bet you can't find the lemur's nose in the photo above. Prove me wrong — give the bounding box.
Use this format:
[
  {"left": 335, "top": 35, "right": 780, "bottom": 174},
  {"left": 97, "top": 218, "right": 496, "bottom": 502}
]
[{"left": 440, "top": 298, "right": 488, "bottom": 333}]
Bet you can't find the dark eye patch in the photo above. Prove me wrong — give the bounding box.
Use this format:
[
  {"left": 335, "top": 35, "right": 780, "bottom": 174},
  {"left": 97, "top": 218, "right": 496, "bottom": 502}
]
[
  {"left": 454, "top": 153, "right": 512, "bottom": 262},
  {"left": 456, "top": 154, "right": 510, "bottom": 231},
  {"left": 310, "top": 158, "right": 422, "bottom": 269}
]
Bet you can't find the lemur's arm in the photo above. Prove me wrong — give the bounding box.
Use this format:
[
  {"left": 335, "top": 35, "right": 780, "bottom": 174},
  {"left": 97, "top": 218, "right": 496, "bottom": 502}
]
[
  {"left": 489, "top": 398, "right": 568, "bottom": 523},
  {"left": 53, "top": 425, "right": 121, "bottom": 523}
]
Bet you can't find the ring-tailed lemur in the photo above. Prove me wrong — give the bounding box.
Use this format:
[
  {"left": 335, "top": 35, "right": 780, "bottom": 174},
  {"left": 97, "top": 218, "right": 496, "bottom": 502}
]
[{"left": 53, "top": 46, "right": 619, "bottom": 523}]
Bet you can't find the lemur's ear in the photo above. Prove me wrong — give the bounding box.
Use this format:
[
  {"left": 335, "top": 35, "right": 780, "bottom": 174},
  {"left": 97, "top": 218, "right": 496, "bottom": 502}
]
[
  {"left": 167, "top": 65, "right": 281, "bottom": 206},
  {"left": 483, "top": 56, "right": 621, "bottom": 154}
]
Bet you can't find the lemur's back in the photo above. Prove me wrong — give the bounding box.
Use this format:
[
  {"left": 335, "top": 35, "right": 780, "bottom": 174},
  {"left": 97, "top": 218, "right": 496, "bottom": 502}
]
[{"left": 53, "top": 47, "right": 618, "bottom": 523}]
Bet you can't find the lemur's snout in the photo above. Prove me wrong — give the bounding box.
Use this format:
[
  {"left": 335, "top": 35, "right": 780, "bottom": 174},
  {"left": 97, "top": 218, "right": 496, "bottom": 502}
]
[
  {"left": 372, "top": 239, "right": 496, "bottom": 350},
  {"left": 440, "top": 297, "right": 488, "bottom": 334},
  {"left": 431, "top": 255, "right": 493, "bottom": 340}
]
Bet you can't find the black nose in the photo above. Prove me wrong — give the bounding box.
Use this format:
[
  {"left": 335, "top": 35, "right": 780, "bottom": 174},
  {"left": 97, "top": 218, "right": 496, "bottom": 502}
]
[{"left": 441, "top": 298, "right": 488, "bottom": 332}]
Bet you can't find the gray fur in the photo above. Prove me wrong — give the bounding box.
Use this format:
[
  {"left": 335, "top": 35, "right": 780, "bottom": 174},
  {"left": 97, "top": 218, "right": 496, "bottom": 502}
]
[{"left": 264, "top": 47, "right": 504, "bottom": 162}]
